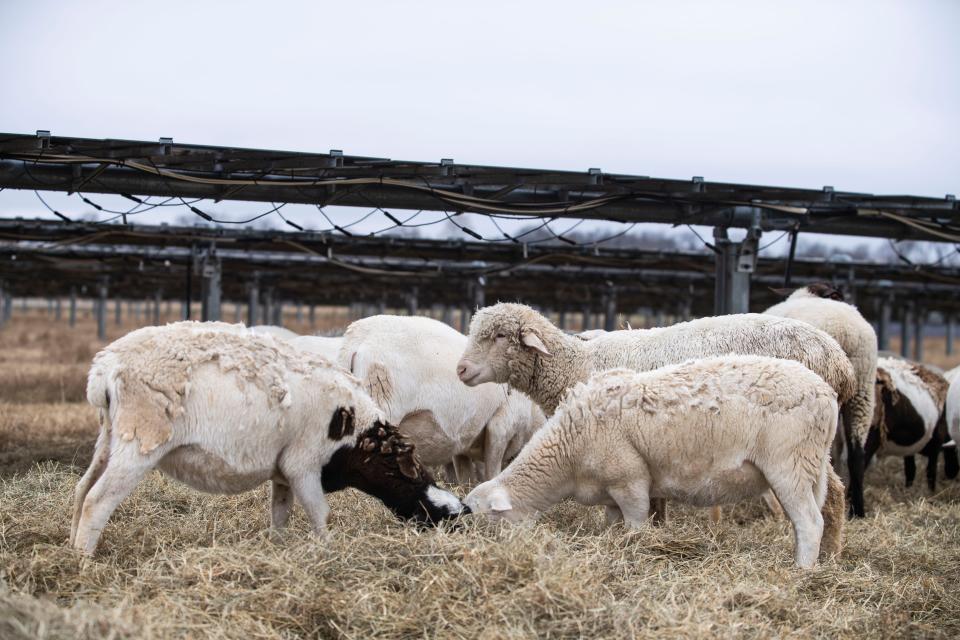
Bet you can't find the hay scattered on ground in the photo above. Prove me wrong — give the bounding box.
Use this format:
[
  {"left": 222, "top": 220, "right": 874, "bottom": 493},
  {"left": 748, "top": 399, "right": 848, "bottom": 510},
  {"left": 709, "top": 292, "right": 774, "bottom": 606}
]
[
  {"left": 1, "top": 460, "right": 959, "bottom": 639},
  {"left": 1, "top": 315, "right": 959, "bottom": 638}
]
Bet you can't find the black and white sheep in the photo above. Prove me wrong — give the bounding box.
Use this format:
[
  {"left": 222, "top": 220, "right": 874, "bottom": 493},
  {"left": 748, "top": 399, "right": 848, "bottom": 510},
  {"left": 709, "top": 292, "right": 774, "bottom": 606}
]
[
  {"left": 865, "top": 357, "right": 950, "bottom": 492},
  {"left": 71, "top": 322, "right": 465, "bottom": 556}
]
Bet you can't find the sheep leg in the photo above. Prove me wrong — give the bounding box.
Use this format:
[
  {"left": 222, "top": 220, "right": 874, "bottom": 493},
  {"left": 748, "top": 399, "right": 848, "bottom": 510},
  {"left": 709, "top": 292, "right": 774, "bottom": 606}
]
[
  {"left": 443, "top": 463, "right": 459, "bottom": 484},
  {"left": 271, "top": 479, "right": 293, "bottom": 528},
  {"left": 609, "top": 481, "right": 651, "bottom": 529},
  {"left": 761, "top": 490, "right": 784, "bottom": 519},
  {"left": 73, "top": 449, "right": 154, "bottom": 556},
  {"left": 843, "top": 417, "right": 867, "bottom": 518},
  {"left": 649, "top": 498, "right": 667, "bottom": 525},
  {"left": 920, "top": 425, "right": 943, "bottom": 493},
  {"left": 768, "top": 480, "right": 823, "bottom": 569},
  {"left": 604, "top": 505, "right": 624, "bottom": 526},
  {"left": 943, "top": 444, "right": 959, "bottom": 480},
  {"left": 288, "top": 473, "right": 330, "bottom": 534},
  {"left": 70, "top": 424, "right": 111, "bottom": 546},
  {"left": 903, "top": 456, "right": 917, "bottom": 487},
  {"left": 483, "top": 428, "right": 509, "bottom": 482},
  {"left": 452, "top": 455, "right": 474, "bottom": 485}
]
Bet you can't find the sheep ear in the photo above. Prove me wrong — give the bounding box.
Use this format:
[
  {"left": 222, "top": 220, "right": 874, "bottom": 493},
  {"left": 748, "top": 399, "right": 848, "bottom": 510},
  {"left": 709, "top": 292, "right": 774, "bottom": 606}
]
[
  {"left": 328, "top": 407, "right": 355, "bottom": 439},
  {"left": 520, "top": 330, "right": 552, "bottom": 357},
  {"left": 768, "top": 286, "right": 794, "bottom": 298},
  {"left": 489, "top": 487, "right": 513, "bottom": 513}
]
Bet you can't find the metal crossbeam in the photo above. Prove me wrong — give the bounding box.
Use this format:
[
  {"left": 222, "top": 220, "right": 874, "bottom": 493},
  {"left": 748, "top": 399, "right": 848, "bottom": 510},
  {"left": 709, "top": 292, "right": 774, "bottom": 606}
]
[
  {"left": 1, "top": 132, "right": 957, "bottom": 241},
  {"left": 1, "top": 221, "right": 958, "bottom": 316}
]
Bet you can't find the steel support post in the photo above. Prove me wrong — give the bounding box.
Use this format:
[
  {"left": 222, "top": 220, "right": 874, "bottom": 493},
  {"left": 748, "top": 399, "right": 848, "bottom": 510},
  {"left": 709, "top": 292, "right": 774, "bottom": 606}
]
[
  {"left": 54, "top": 297, "right": 62, "bottom": 322},
  {"left": 441, "top": 305, "right": 453, "bottom": 327},
  {"left": 261, "top": 289, "right": 273, "bottom": 326},
  {"left": 581, "top": 303, "right": 591, "bottom": 331},
  {"left": 295, "top": 303, "right": 303, "bottom": 323},
  {"left": 913, "top": 308, "right": 925, "bottom": 362},
  {"left": 407, "top": 287, "right": 419, "bottom": 316},
  {"left": 97, "top": 280, "right": 108, "bottom": 340},
  {"left": 115, "top": 298, "right": 122, "bottom": 326},
  {"left": 153, "top": 291, "right": 162, "bottom": 325},
  {"left": 900, "top": 303, "right": 912, "bottom": 358},
  {"left": 271, "top": 299, "right": 283, "bottom": 326},
  {"left": 713, "top": 227, "right": 758, "bottom": 315},
  {"left": 0, "top": 283, "right": 5, "bottom": 328},
  {"left": 558, "top": 308, "right": 567, "bottom": 331},
  {"left": 473, "top": 277, "right": 486, "bottom": 310},
  {"left": 200, "top": 250, "right": 222, "bottom": 322},
  {"left": 877, "top": 295, "right": 891, "bottom": 351},
  {"left": 947, "top": 314, "right": 955, "bottom": 357},
  {"left": 309, "top": 304, "right": 316, "bottom": 328},
  {"left": 247, "top": 279, "right": 260, "bottom": 327},
  {"left": 69, "top": 287, "right": 77, "bottom": 327},
  {"left": 603, "top": 288, "right": 618, "bottom": 331}
]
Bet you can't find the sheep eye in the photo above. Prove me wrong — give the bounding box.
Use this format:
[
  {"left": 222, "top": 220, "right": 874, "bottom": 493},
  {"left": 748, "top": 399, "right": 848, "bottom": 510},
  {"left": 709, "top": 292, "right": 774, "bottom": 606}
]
[{"left": 495, "top": 333, "right": 507, "bottom": 340}]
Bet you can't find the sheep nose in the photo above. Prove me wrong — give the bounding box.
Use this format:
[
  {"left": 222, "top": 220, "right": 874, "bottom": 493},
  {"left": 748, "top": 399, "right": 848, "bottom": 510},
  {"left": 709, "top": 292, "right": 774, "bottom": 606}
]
[{"left": 457, "top": 364, "right": 467, "bottom": 377}]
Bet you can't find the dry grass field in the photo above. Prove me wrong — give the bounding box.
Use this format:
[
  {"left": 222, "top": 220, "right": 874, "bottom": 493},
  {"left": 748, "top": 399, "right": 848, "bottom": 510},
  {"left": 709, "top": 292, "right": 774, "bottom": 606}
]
[{"left": 1, "top": 313, "right": 959, "bottom": 639}]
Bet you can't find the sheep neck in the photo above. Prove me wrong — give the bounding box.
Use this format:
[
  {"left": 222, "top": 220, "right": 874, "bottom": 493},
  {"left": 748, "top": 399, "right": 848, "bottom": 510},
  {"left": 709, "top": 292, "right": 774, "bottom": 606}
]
[
  {"left": 499, "top": 423, "right": 574, "bottom": 514},
  {"left": 513, "top": 333, "right": 594, "bottom": 417}
]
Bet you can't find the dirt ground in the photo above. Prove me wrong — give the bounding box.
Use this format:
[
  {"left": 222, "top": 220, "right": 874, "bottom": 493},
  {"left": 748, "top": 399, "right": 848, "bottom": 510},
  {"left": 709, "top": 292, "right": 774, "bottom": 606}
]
[{"left": 1, "top": 314, "right": 958, "bottom": 639}]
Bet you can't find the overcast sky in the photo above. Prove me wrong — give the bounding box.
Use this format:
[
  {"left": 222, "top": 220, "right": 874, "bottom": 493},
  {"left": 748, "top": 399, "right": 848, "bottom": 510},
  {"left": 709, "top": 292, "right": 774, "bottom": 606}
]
[{"left": 1, "top": 1, "right": 957, "bottom": 257}]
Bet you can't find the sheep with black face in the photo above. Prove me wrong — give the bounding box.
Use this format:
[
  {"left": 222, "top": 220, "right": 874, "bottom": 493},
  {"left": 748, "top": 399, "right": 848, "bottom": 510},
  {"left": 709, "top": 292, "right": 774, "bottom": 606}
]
[{"left": 72, "top": 322, "right": 465, "bottom": 556}]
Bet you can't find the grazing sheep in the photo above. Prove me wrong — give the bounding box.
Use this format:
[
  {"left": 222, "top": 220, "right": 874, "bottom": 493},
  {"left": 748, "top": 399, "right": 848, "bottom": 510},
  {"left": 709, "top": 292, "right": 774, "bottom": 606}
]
[
  {"left": 290, "top": 335, "right": 344, "bottom": 362},
  {"left": 764, "top": 283, "right": 878, "bottom": 517},
  {"left": 71, "top": 321, "right": 465, "bottom": 556},
  {"left": 248, "top": 324, "right": 300, "bottom": 340},
  {"left": 340, "top": 315, "right": 545, "bottom": 482},
  {"left": 458, "top": 303, "right": 855, "bottom": 415},
  {"left": 866, "top": 357, "right": 950, "bottom": 492},
  {"left": 946, "top": 367, "right": 960, "bottom": 479},
  {"left": 457, "top": 303, "right": 853, "bottom": 523},
  {"left": 464, "top": 356, "right": 843, "bottom": 568}
]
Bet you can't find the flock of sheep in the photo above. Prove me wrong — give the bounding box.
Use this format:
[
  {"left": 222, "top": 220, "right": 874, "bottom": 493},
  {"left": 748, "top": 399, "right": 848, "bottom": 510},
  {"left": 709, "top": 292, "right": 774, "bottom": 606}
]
[{"left": 71, "top": 283, "right": 960, "bottom": 569}]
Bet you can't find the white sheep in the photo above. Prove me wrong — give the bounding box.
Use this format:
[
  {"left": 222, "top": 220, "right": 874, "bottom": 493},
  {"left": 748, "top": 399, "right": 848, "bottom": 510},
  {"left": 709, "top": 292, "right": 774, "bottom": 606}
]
[
  {"left": 339, "top": 315, "right": 545, "bottom": 482},
  {"left": 458, "top": 303, "right": 855, "bottom": 416},
  {"left": 764, "top": 283, "right": 878, "bottom": 517},
  {"left": 464, "top": 356, "right": 843, "bottom": 568},
  {"left": 946, "top": 366, "right": 960, "bottom": 479},
  {"left": 71, "top": 321, "right": 465, "bottom": 556},
  {"left": 290, "top": 335, "right": 345, "bottom": 362},
  {"left": 457, "top": 303, "right": 853, "bottom": 524}
]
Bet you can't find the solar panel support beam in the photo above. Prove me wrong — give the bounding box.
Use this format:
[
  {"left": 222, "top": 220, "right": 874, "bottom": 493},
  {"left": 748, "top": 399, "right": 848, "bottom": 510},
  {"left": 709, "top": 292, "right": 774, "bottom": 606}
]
[
  {"left": 713, "top": 227, "right": 756, "bottom": 315},
  {"left": 96, "top": 278, "right": 108, "bottom": 340},
  {"left": 200, "top": 251, "right": 222, "bottom": 322}
]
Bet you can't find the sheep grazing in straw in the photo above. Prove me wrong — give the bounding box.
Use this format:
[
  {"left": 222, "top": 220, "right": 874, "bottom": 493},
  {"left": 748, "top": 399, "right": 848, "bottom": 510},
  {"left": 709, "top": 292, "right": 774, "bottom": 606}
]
[
  {"left": 456, "top": 302, "right": 853, "bottom": 526},
  {"left": 465, "top": 356, "right": 843, "bottom": 568},
  {"left": 765, "top": 282, "right": 878, "bottom": 517},
  {"left": 71, "top": 321, "right": 465, "bottom": 556},
  {"left": 339, "top": 315, "right": 545, "bottom": 483},
  {"left": 868, "top": 356, "right": 950, "bottom": 491}
]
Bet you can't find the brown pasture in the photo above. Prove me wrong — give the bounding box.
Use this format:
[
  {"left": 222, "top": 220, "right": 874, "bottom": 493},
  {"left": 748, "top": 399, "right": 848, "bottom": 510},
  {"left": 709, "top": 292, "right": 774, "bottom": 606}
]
[{"left": 0, "top": 314, "right": 958, "bottom": 639}]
